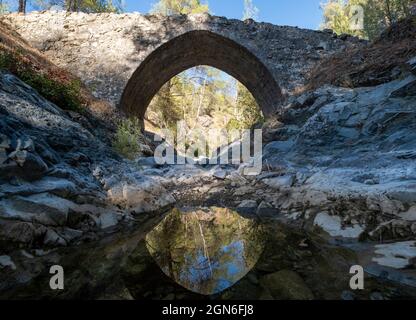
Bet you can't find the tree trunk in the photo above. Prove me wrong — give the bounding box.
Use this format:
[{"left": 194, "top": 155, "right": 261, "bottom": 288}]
[
  {"left": 384, "top": 0, "right": 394, "bottom": 25},
  {"left": 66, "top": 0, "right": 79, "bottom": 12},
  {"left": 18, "top": 0, "right": 26, "bottom": 13}
]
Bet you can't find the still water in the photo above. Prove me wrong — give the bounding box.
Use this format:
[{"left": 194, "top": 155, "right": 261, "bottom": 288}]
[{"left": 146, "top": 207, "right": 265, "bottom": 295}]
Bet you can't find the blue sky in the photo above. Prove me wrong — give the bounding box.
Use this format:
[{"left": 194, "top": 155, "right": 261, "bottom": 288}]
[
  {"left": 125, "top": 0, "right": 324, "bottom": 30},
  {"left": 21, "top": 1, "right": 324, "bottom": 30}
]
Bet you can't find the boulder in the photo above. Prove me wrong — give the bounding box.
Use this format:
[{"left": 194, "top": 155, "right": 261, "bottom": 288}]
[
  {"left": 108, "top": 179, "right": 175, "bottom": 215},
  {"left": 259, "top": 270, "right": 314, "bottom": 300},
  {"left": 0, "top": 219, "right": 47, "bottom": 246},
  {"left": 7, "top": 150, "right": 48, "bottom": 181},
  {"left": 0, "top": 255, "right": 16, "bottom": 270},
  {"left": 0, "top": 193, "right": 71, "bottom": 226},
  {"left": 237, "top": 200, "right": 258, "bottom": 208},
  {"left": 263, "top": 175, "right": 295, "bottom": 189},
  {"left": 409, "top": 56, "right": 416, "bottom": 75},
  {"left": 256, "top": 201, "right": 278, "bottom": 217},
  {"left": 98, "top": 211, "right": 119, "bottom": 229},
  {"left": 314, "top": 212, "right": 364, "bottom": 238},
  {"left": 213, "top": 168, "right": 227, "bottom": 180},
  {"left": 390, "top": 78, "right": 416, "bottom": 97},
  {"left": 43, "top": 229, "right": 67, "bottom": 246}
]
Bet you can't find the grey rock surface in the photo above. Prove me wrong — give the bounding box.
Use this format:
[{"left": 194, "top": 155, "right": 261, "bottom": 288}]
[{"left": 0, "top": 72, "right": 176, "bottom": 249}]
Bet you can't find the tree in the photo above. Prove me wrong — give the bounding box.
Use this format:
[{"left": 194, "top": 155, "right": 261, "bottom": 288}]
[
  {"left": 148, "top": 0, "right": 211, "bottom": 134},
  {"left": 0, "top": 0, "right": 9, "bottom": 13},
  {"left": 151, "top": 0, "right": 209, "bottom": 15},
  {"left": 227, "top": 82, "right": 263, "bottom": 131},
  {"left": 66, "top": 0, "right": 123, "bottom": 12},
  {"left": 321, "top": 0, "right": 414, "bottom": 40},
  {"left": 18, "top": 0, "right": 27, "bottom": 13},
  {"left": 243, "top": 0, "right": 259, "bottom": 20},
  {"left": 32, "top": 0, "right": 123, "bottom": 12}
]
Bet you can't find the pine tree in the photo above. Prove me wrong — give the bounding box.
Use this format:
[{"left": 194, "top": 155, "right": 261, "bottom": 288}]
[
  {"left": 18, "top": 0, "right": 27, "bottom": 13},
  {"left": 151, "top": 0, "right": 209, "bottom": 15},
  {"left": 321, "top": 0, "right": 414, "bottom": 40}
]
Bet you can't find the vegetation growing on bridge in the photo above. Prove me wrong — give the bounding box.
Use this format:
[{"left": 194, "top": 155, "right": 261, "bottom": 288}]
[{"left": 0, "top": 23, "right": 84, "bottom": 112}]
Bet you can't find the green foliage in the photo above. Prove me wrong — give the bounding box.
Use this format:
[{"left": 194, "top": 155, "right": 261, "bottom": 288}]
[
  {"left": 226, "top": 82, "right": 264, "bottom": 131},
  {"left": 31, "top": 0, "right": 123, "bottom": 12},
  {"left": 113, "top": 117, "right": 145, "bottom": 160},
  {"left": 0, "top": 1, "right": 8, "bottom": 14},
  {"left": 0, "top": 51, "right": 84, "bottom": 112},
  {"left": 67, "top": 0, "right": 123, "bottom": 12},
  {"left": 321, "top": 0, "right": 414, "bottom": 40},
  {"left": 151, "top": 0, "right": 209, "bottom": 15},
  {"left": 147, "top": 1, "right": 262, "bottom": 145}
]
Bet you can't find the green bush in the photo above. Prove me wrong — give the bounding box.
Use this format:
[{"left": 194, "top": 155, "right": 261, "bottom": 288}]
[
  {"left": 0, "top": 51, "right": 84, "bottom": 112},
  {"left": 113, "top": 118, "right": 145, "bottom": 160}
]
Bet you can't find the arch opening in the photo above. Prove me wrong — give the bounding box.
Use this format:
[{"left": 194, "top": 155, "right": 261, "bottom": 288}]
[
  {"left": 145, "top": 66, "right": 264, "bottom": 137},
  {"left": 120, "top": 30, "right": 283, "bottom": 121}
]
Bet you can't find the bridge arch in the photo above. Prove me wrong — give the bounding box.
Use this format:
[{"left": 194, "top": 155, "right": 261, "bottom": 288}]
[{"left": 120, "top": 30, "right": 283, "bottom": 120}]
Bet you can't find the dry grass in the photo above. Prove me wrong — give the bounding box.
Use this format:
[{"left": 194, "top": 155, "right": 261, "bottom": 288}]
[
  {"left": 307, "top": 16, "right": 416, "bottom": 90},
  {"left": 0, "top": 21, "right": 119, "bottom": 123}
]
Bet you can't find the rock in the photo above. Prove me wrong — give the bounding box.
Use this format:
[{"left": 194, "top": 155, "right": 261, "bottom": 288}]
[
  {"left": 136, "top": 157, "right": 158, "bottom": 168},
  {"left": 0, "top": 134, "right": 10, "bottom": 149},
  {"left": 259, "top": 270, "right": 314, "bottom": 300},
  {"left": 35, "top": 141, "right": 60, "bottom": 165},
  {"left": 237, "top": 200, "right": 258, "bottom": 208},
  {"left": 0, "top": 219, "right": 47, "bottom": 246},
  {"left": 7, "top": 150, "right": 49, "bottom": 181},
  {"left": 390, "top": 78, "right": 416, "bottom": 97},
  {"left": 212, "top": 168, "right": 227, "bottom": 180},
  {"left": 109, "top": 179, "right": 175, "bottom": 215},
  {"left": 341, "top": 290, "right": 356, "bottom": 301},
  {"left": 337, "top": 127, "right": 360, "bottom": 139},
  {"left": 263, "top": 140, "right": 294, "bottom": 153},
  {"left": 372, "top": 241, "right": 416, "bottom": 269},
  {"left": 0, "top": 193, "right": 71, "bottom": 226},
  {"left": 0, "top": 255, "right": 16, "bottom": 270},
  {"left": 99, "top": 211, "right": 119, "bottom": 229},
  {"left": 58, "top": 227, "right": 83, "bottom": 243},
  {"left": 408, "top": 56, "right": 416, "bottom": 75},
  {"left": 256, "top": 201, "right": 278, "bottom": 217},
  {"left": 233, "top": 186, "right": 253, "bottom": 196},
  {"left": 16, "top": 136, "right": 35, "bottom": 152},
  {"left": 0, "top": 177, "right": 77, "bottom": 198},
  {"left": 370, "top": 292, "right": 384, "bottom": 300},
  {"left": 226, "top": 171, "right": 247, "bottom": 185},
  {"left": 399, "top": 206, "right": 416, "bottom": 221},
  {"left": 43, "top": 229, "right": 67, "bottom": 246},
  {"left": 263, "top": 175, "right": 295, "bottom": 189},
  {"left": 0, "top": 148, "right": 7, "bottom": 164},
  {"left": 314, "top": 212, "right": 364, "bottom": 238}
]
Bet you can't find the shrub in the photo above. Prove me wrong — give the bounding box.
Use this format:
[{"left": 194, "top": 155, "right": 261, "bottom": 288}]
[
  {"left": 0, "top": 51, "right": 84, "bottom": 112},
  {"left": 113, "top": 118, "right": 145, "bottom": 160}
]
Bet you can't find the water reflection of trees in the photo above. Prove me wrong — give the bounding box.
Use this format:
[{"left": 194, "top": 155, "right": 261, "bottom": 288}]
[{"left": 145, "top": 207, "right": 265, "bottom": 295}]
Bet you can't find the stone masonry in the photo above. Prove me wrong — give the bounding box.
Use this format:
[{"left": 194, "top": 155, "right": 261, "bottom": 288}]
[{"left": 1, "top": 11, "right": 362, "bottom": 118}]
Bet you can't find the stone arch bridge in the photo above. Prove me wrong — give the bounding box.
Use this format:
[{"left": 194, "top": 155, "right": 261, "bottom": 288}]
[{"left": 2, "top": 12, "right": 359, "bottom": 118}]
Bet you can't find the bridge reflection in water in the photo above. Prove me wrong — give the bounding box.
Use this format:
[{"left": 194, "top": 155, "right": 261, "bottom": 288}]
[{"left": 145, "top": 207, "right": 265, "bottom": 295}]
